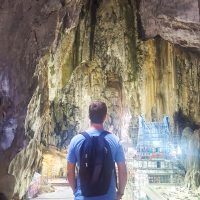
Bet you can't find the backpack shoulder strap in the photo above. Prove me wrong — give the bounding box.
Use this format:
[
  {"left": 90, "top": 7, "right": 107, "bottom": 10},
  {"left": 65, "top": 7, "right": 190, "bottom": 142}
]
[
  {"left": 80, "top": 131, "right": 90, "bottom": 140},
  {"left": 100, "top": 130, "right": 118, "bottom": 189},
  {"left": 100, "top": 130, "right": 111, "bottom": 138},
  {"left": 80, "top": 130, "right": 110, "bottom": 138}
]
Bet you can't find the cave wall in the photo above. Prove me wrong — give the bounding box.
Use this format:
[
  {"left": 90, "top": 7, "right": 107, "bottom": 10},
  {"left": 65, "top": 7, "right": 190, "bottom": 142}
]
[
  {"left": 48, "top": 0, "right": 200, "bottom": 190},
  {"left": 48, "top": 0, "right": 142, "bottom": 145},
  {"left": 139, "top": 0, "right": 200, "bottom": 50},
  {"left": 0, "top": 0, "right": 77, "bottom": 198},
  {"left": 181, "top": 127, "right": 200, "bottom": 189},
  {"left": 49, "top": 0, "right": 200, "bottom": 141},
  {"left": 141, "top": 39, "right": 200, "bottom": 125},
  {"left": 0, "top": 0, "right": 200, "bottom": 198}
]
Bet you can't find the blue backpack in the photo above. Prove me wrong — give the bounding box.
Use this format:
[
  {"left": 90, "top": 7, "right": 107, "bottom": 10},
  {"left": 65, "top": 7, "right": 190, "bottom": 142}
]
[{"left": 79, "top": 131, "right": 115, "bottom": 197}]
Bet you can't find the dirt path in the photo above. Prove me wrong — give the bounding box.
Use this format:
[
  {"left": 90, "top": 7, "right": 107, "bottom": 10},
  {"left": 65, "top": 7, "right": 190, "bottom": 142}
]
[
  {"left": 31, "top": 186, "right": 73, "bottom": 200},
  {"left": 30, "top": 178, "right": 73, "bottom": 200}
]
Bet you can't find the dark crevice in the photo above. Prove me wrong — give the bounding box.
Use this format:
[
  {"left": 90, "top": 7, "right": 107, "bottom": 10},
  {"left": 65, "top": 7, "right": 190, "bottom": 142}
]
[
  {"left": 72, "top": 23, "right": 80, "bottom": 69},
  {"left": 123, "top": 0, "right": 139, "bottom": 80},
  {"left": 60, "top": 0, "right": 65, "bottom": 7},
  {"left": 79, "top": 5, "right": 87, "bottom": 62},
  {"left": 135, "top": 0, "right": 146, "bottom": 40},
  {"left": 71, "top": 0, "right": 101, "bottom": 67},
  {"left": 155, "top": 35, "right": 163, "bottom": 80},
  {"left": 174, "top": 108, "right": 200, "bottom": 135},
  {"left": 89, "top": 0, "right": 101, "bottom": 60},
  {"left": 199, "top": 0, "right": 200, "bottom": 21},
  {"left": 61, "top": 12, "right": 69, "bottom": 32}
]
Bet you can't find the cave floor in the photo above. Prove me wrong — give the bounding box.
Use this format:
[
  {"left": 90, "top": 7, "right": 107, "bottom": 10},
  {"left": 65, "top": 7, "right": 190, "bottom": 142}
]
[
  {"left": 29, "top": 178, "right": 200, "bottom": 200},
  {"left": 30, "top": 186, "right": 73, "bottom": 200},
  {"left": 147, "top": 185, "right": 200, "bottom": 200},
  {"left": 30, "top": 178, "right": 73, "bottom": 200}
]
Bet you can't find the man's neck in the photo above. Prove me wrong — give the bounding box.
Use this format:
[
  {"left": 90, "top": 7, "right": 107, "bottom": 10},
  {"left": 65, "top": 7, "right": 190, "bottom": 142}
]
[{"left": 91, "top": 123, "right": 104, "bottom": 130}]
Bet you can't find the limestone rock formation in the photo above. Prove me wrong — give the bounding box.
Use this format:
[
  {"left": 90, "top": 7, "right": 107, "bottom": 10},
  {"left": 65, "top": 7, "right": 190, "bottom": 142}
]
[
  {"left": 139, "top": 0, "right": 200, "bottom": 50},
  {"left": 0, "top": 0, "right": 199, "bottom": 199},
  {"left": 182, "top": 128, "right": 200, "bottom": 189},
  {"left": 0, "top": 0, "right": 73, "bottom": 198},
  {"left": 41, "top": 147, "right": 66, "bottom": 178},
  {"left": 180, "top": 127, "right": 193, "bottom": 170}
]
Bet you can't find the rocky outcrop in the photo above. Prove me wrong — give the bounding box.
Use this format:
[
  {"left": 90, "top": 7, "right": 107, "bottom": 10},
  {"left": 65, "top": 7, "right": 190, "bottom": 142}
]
[
  {"left": 47, "top": 0, "right": 143, "bottom": 146},
  {"left": 181, "top": 127, "right": 200, "bottom": 189},
  {"left": 139, "top": 0, "right": 200, "bottom": 50},
  {"left": 181, "top": 127, "right": 194, "bottom": 170},
  {"left": 41, "top": 147, "right": 66, "bottom": 178},
  {"left": 0, "top": 0, "right": 75, "bottom": 198},
  {"left": 0, "top": 0, "right": 200, "bottom": 198},
  {"left": 141, "top": 39, "right": 200, "bottom": 127}
]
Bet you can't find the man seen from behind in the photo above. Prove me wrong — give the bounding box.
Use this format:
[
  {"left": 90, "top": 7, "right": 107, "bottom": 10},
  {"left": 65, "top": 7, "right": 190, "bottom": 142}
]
[{"left": 67, "top": 101, "right": 127, "bottom": 200}]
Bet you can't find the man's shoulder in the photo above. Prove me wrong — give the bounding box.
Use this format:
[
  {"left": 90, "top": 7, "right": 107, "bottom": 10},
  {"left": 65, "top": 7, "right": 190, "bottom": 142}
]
[
  {"left": 70, "top": 133, "right": 85, "bottom": 145},
  {"left": 105, "top": 131, "right": 119, "bottom": 139},
  {"left": 104, "top": 131, "right": 120, "bottom": 144}
]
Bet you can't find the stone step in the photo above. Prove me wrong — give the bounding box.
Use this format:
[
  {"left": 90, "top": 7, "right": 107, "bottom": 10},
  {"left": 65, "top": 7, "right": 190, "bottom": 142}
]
[{"left": 51, "top": 182, "right": 69, "bottom": 187}]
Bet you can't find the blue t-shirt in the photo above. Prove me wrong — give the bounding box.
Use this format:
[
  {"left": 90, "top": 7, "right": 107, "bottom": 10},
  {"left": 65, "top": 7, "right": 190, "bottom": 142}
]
[{"left": 67, "top": 128, "right": 125, "bottom": 200}]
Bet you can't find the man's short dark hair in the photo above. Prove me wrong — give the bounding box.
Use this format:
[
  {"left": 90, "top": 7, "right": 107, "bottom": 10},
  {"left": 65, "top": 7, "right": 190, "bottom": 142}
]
[{"left": 89, "top": 101, "right": 107, "bottom": 123}]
